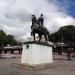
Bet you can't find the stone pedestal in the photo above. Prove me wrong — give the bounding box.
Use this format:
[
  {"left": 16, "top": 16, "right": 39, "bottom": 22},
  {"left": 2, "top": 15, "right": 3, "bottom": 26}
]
[{"left": 21, "top": 41, "right": 53, "bottom": 65}]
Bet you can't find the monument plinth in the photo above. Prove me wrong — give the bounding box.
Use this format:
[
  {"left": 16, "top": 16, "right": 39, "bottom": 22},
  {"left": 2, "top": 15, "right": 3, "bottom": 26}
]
[{"left": 20, "top": 41, "right": 53, "bottom": 70}]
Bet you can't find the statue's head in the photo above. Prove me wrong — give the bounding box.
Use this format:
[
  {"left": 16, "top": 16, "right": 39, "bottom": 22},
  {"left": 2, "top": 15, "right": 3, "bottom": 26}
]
[
  {"left": 40, "top": 14, "right": 43, "bottom": 17},
  {"left": 31, "top": 15, "right": 35, "bottom": 18}
]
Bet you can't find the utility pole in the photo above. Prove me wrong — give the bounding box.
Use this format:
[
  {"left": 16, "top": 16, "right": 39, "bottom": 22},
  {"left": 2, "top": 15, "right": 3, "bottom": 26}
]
[{"left": 61, "top": 35, "right": 64, "bottom": 54}]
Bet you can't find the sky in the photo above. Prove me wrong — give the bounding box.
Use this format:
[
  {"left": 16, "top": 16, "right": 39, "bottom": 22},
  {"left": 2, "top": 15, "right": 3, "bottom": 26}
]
[{"left": 0, "top": 0, "right": 75, "bottom": 42}]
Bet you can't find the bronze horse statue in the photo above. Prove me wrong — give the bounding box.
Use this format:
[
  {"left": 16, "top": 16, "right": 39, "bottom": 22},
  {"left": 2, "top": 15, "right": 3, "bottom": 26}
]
[{"left": 31, "top": 24, "right": 50, "bottom": 42}]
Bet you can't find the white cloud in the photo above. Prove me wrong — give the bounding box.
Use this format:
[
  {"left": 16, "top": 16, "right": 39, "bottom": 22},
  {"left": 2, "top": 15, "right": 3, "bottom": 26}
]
[{"left": 0, "top": 0, "right": 75, "bottom": 42}]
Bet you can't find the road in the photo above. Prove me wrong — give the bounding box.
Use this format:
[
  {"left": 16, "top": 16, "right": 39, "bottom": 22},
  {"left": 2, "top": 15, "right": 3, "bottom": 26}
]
[{"left": 0, "top": 58, "right": 75, "bottom": 75}]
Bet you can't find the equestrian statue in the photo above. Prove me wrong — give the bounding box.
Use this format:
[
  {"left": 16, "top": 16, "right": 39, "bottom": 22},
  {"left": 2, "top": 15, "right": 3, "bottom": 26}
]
[{"left": 31, "top": 14, "right": 50, "bottom": 42}]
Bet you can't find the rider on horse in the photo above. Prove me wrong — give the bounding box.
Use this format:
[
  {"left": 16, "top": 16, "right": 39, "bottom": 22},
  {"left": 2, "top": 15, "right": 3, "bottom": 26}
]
[
  {"left": 31, "top": 15, "right": 37, "bottom": 29},
  {"left": 38, "top": 14, "right": 44, "bottom": 26},
  {"left": 31, "top": 14, "right": 44, "bottom": 28},
  {"left": 31, "top": 14, "right": 49, "bottom": 42},
  {"left": 31, "top": 14, "right": 45, "bottom": 35}
]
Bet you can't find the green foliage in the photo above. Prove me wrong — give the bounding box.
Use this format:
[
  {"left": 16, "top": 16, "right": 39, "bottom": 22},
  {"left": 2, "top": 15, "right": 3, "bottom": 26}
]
[
  {"left": 5, "top": 35, "right": 17, "bottom": 46},
  {"left": 0, "top": 30, "right": 18, "bottom": 46},
  {"left": 0, "top": 30, "right": 6, "bottom": 46},
  {"left": 49, "top": 25, "right": 75, "bottom": 43}
]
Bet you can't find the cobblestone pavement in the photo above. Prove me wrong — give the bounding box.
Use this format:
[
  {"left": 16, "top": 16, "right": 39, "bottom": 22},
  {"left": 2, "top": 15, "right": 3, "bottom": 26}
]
[{"left": 0, "top": 58, "right": 75, "bottom": 75}]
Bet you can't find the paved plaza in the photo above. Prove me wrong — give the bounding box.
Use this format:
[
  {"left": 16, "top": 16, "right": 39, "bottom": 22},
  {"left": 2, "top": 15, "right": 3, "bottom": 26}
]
[{"left": 0, "top": 56, "right": 75, "bottom": 75}]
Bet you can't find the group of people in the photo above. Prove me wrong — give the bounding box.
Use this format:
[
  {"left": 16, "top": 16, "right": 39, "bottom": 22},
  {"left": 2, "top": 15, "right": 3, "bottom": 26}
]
[{"left": 31, "top": 14, "right": 44, "bottom": 29}]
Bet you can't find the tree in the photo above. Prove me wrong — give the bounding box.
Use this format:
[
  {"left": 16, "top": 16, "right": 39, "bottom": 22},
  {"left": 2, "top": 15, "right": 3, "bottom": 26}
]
[
  {"left": 5, "top": 35, "right": 17, "bottom": 46},
  {"left": 0, "top": 30, "right": 6, "bottom": 46},
  {"left": 49, "top": 25, "right": 75, "bottom": 43},
  {"left": 0, "top": 29, "right": 18, "bottom": 47}
]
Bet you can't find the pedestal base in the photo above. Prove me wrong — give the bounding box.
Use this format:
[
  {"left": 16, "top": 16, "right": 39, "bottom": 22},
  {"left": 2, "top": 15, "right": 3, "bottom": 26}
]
[
  {"left": 13, "top": 63, "right": 53, "bottom": 71},
  {"left": 21, "top": 41, "right": 53, "bottom": 65}
]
